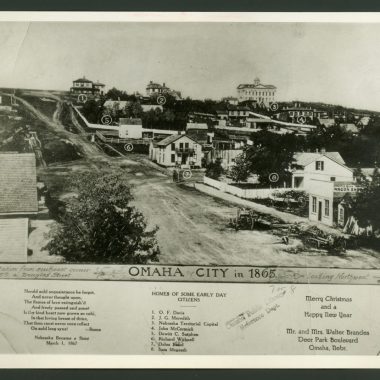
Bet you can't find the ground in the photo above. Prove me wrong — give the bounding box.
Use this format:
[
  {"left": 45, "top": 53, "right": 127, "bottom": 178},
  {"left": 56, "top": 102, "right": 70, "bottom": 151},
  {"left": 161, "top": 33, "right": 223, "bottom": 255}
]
[{"left": 3, "top": 90, "right": 380, "bottom": 268}]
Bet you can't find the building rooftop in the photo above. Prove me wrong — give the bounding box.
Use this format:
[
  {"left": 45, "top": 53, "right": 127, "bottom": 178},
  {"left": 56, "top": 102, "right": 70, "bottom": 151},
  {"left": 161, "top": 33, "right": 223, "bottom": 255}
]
[
  {"left": 293, "top": 151, "right": 346, "bottom": 167},
  {"left": 318, "top": 118, "right": 335, "bottom": 127},
  {"left": 146, "top": 81, "right": 169, "bottom": 90},
  {"left": 340, "top": 123, "right": 359, "bottom": 134},
  {"left": 0, "top": 153, "right": 38, "bottom": 215},
  {"left": 119, "top": 118, "right": 142, "bottom": 125},
  {"left": 237, "top": 83, "right": 276, "bottom": 90},
  {"left": 73, "top": 76, "right": 93, "bottom": 83},
  {"left": 0, "top": 218, "right": 28, "bottom": 262},
  {"left": 186, "top": 123, "right": 208, "bottom": 130},
  {"left": 103, "top": 100, "right": 130, "bottom": 109},
  {"left": 156, "top": 134, "right": 198, "bottom": 147}
]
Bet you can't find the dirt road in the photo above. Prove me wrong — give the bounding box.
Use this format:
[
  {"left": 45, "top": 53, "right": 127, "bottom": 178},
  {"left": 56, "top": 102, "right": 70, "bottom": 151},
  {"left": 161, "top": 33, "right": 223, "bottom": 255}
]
[
  {"left": 115, "top": 155, "right": 380, "bottom": 268},
  {"left": 8, "top": 93, "right": 105, "bottom": 162}
]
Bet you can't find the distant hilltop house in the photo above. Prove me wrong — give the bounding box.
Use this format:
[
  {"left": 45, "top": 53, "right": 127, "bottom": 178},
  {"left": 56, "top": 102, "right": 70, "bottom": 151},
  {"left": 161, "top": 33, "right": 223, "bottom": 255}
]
[
  {"left": 70, "top": 76, "right": 106, "bottom": 96},
  {"left": 146, "top": 81, "right": 182, "bottom": 100},
  {"left": 237, "top": 77, "right": 276, "bottom": 105}
]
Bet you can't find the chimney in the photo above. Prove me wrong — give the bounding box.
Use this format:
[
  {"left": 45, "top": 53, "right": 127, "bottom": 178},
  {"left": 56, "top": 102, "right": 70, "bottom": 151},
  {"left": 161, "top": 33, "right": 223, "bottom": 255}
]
[
  {"left": 315, "top": 148, "right": 319, "bottom": 153},
  {"left": 163, "top": 82, "right": 166, "bottom": 87},
  {"left": 321, "top": 148, "right": 326, "bottom": 154}
]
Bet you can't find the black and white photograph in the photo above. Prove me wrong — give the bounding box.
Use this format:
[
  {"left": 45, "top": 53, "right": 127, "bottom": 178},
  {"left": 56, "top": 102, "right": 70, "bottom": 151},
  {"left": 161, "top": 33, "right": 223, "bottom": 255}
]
[
  {"left": 1, "top": 20, "right": 380, "bottom": 269},
  {"left": 1, "top": 12, "right": 380, "bottom": 364}
]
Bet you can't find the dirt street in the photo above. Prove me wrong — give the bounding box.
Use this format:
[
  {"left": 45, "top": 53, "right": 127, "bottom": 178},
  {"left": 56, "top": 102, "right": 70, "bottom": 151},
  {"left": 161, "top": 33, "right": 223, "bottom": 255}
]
[{"left": 118, "top": 155, "right": 380, "bottom": 269}]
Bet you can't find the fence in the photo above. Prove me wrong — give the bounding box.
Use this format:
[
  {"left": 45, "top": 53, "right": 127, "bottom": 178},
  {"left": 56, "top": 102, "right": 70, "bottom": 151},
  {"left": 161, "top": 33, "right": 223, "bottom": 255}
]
[{"left": 203, "top": 176, "right": 301, "bottom": 200}]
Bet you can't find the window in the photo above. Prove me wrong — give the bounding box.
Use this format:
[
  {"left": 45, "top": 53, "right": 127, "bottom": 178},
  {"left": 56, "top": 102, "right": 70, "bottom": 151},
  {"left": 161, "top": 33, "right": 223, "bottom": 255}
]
[
  {"left": 171, "top": 143, "right": 175, "bottom": 151},
  {"left": 339, "top": 207, "right": 344, "bottom": 224},
  {"left": 324, "top": 199, "right": 330, "bottom": 217},
  {"left": 312, "top": 197, "right": 317, "bottom": 213},
  {"left": 330, "top": 177, "right": 336, "bottom": 181},
  {"left": 185, "top": 142, "right": 189, "bottom": 149},
  {"left": 179, "top": 142, "right": 184, "bottom": 149},
  {"left": 315, "top": 161, "right": 324, "bottom": 171},
  {"left": 171, "top": 153, "right": 175, "bottom": 163}
]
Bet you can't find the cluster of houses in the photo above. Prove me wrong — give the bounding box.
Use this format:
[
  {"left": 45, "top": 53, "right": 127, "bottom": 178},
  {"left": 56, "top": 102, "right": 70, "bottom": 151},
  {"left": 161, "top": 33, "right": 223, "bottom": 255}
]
[
  {"left": 72, "top": 75, "right": 375, "bottom": 234},
  {"left": 0, "top": 152, "right": 40, "bottom": 263},
  {"left": 70, "top": 76, "right": 182, "bottom": 102}
]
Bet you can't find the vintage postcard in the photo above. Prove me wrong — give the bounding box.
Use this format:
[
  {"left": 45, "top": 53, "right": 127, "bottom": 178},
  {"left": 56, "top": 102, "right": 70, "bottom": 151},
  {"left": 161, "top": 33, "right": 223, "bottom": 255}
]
[{"left": 0, "top": 12, "right": 379, "bottom": 368}]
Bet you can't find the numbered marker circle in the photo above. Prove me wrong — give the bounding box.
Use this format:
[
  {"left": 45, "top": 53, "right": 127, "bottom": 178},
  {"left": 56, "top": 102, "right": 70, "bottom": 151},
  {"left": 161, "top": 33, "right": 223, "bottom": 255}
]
[
  {"left": 182, "top": 170, "right": 192, "bottom": 179},
  {"left": 270, "top": 102, "right": 279, "bottom": 112},
  {"left": 124, "top": 143, "right": 134, "bottom": 152},
  {"left": 269, "top": 173, "right": 279, "bottom": 183},
  {"left": 101, "top": 114, "right": 113, "bottom": 125},
  {"left": 78, "top": 94, "right": 87, "bottom": 103},
  {"left": 297, "top": 116, "right": 306, "bottom": 124},
  {"left": 157, "top": 95, "right": 166, "bottom": 105}
]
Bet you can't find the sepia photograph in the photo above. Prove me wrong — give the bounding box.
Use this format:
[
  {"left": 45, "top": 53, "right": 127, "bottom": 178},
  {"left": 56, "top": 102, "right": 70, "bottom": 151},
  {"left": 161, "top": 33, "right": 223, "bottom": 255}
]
[
  {"left": 1, "top": 12, "right": 380, "bottom": 364},
  {"left": 1, "top": 20, "right": 380, "bottom": 270}
]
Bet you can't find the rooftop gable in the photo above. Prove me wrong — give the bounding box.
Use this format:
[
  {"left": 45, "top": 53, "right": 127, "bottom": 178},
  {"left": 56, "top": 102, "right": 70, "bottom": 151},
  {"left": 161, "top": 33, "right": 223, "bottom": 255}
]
[
  {"left": 293, "top": 151, "right": 347, "bottom": 169},
  {"left": 237, "top": 83, "right": 277, "bottom": 90},
  {"left": 73, "top": 77, "right": 93, "bottom": 83},
  {"left": 156, "top": 134, "right": 199, "bottom": 147}
]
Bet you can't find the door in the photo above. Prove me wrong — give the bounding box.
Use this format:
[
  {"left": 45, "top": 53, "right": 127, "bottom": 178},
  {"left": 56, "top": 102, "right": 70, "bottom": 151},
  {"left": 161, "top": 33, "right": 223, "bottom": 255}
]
[{"left": 318, "top": 201, "right": 322, "bottom": 221}]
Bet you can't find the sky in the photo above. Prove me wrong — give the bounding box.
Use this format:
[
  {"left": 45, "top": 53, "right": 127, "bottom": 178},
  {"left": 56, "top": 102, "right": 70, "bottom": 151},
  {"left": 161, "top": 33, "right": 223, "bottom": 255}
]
[{"left": 1, "top": 22, "right": 380, "bottom": 110}]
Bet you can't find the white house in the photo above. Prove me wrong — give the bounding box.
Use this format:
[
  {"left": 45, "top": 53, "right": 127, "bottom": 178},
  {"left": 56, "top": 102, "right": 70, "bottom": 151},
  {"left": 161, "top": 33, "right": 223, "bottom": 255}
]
[
  {"left": 309, "top": 179, "right": 335, "bottom": 226},
  {"left": 149, "top": 134, "right": 202, "bottom": 168},
  {"left": 291, "top": 151, "right": 353, "bottom": 192},
  {"left": 118, "top": 118, "right": 143, "bottom": 139},
  {"left": 309, "top": 179, "right": 360, "bottom": 227}
]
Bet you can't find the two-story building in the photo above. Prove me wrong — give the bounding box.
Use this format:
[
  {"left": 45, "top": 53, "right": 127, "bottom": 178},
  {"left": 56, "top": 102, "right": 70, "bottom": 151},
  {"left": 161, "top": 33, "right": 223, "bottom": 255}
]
[
  {"left": 70, "top": 76, "right": 105, "bottom": 96},
  {"left": 291, "top": 151, "right": 354, "bottom": 192},
  {"left": 149, "top": 134, "right": 202, "bottom": 168},
  {"left": 146, "top": 81, "right": 182, "bottom": 100},
  {"left": 228, "top": 105, "right": 250, "bottom": 119},
  {"left": 237, "top": 77, "right": 276, "bottom": 105}
]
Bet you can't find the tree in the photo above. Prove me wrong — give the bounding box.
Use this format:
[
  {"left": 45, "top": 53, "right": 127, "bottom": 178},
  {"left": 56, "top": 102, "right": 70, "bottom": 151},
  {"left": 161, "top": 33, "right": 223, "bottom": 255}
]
[
  {"left": 81, "top": 99, "right": 102, "bottom": 123},
  {"left": 230, "top": 152, "right": 251, "bottom": 182},
  {"left": 105, "top": 87, "right": 128, "bottom": 101},
  {"left": 352, "top": 167, "right": 380, "bottom": 229},
  {"left": 232, "top": 131, "right": 302, "bottom": 186},
  {"left": 205, "top": 158, "right": 224, "bottom": 180},
  {"left": 123, "top": 101, "right": 143, "bottom": 118},
  {"left": 45, "top": 172, "right": 160, "bottom": 264}
]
